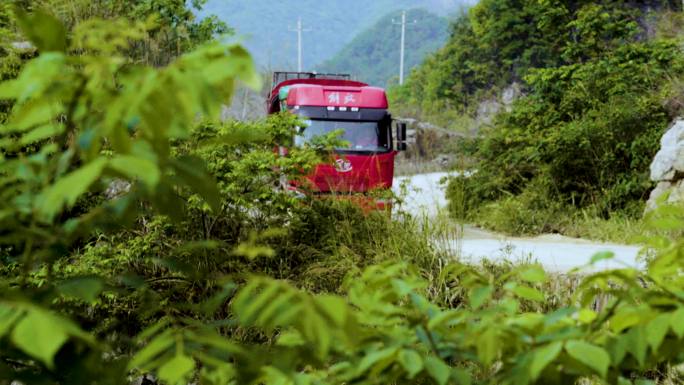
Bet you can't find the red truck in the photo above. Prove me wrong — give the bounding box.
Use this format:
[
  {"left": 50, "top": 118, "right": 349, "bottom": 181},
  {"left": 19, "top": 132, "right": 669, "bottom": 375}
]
[{"left": 268, "top": 72, "right": 407, "bottom": 210}]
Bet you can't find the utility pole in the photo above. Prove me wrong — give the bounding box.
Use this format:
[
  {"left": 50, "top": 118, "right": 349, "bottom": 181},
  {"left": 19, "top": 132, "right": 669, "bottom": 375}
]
[
  {"left": 393, "top": 11, "right": 418, "bottom": 85},
  {"left": 289, "top": 18, "right": 311, "bottom": 72}
]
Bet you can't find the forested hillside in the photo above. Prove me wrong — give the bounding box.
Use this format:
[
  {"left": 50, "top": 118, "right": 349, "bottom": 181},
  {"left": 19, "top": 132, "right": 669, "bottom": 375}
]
[
  {"left": 198, "top": 0, "right": 475, "bottom": 69},
  {"left": 318, "top": 9, "right": 449, "bottom": 87},
  {"left": 391, "top": 0, "right": 684, "bottom": 236}
]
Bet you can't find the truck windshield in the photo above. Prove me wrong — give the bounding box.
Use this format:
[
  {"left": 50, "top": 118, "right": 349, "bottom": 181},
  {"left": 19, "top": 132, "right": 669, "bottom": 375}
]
[{"left": 295, "top": 119, "right": 390, "bottom": 153}]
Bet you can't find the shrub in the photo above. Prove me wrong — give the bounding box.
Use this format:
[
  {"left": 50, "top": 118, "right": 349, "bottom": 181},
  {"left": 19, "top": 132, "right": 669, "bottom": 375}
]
[
  {"left": 448, "top": 39, "right": 683, "bottom": 227},
  {"left": 475, "top": 182, "right": 572, "bottom": 235},
  {"left": 391, "top": 1, "right": 684, "bottom": 231}
]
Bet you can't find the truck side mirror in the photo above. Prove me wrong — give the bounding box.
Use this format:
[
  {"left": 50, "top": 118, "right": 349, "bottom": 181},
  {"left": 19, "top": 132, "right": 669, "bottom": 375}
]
[{"left": 396, "top": 122, "right": 407, "bottom": 151}]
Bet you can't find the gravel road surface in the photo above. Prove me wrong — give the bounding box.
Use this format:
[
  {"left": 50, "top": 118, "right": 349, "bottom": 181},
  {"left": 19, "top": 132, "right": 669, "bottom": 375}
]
[{"left": 393, "top": 172, "right": 643, "bottom": 272}]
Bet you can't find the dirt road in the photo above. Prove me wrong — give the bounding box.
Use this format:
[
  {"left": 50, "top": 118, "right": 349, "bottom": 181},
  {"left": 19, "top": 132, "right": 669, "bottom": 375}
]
[{"left": 393, "top": 172, "right": 643, "bottom": 272}]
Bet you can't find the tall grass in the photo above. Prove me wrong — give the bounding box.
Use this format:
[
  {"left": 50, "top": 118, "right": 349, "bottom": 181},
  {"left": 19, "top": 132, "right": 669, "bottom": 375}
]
[
  {"left": 391, "top": 173, "right": 590, "bottom": 312},
  {"left": 563, "top": 212, "right": 648, "bottom": 244}
]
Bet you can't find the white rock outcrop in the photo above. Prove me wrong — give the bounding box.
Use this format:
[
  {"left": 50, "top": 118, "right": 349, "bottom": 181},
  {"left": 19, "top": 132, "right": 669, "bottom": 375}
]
[
  {"left": 472, "top": 82, "right": 524, "bottom": 132},
  {"left": 502, "top": 82, "right": 523, "bottom": 109},
  {"left": 646, "top": 119, "right": 684, "bottom": 211}
]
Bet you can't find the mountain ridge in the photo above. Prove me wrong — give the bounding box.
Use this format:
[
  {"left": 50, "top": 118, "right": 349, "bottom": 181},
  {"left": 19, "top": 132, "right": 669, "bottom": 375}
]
[
  {"left": 317, "top": 8, "right": 449, "bottom": 87},
  {"left": 198, "top": 0, "right": 475, "bottom": 70}
]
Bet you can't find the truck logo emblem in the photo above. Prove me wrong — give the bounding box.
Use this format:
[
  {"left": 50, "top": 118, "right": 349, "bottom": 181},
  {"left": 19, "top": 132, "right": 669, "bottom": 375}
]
[{"left": 335, "top": 159, "right": 352, "bottom": 173}]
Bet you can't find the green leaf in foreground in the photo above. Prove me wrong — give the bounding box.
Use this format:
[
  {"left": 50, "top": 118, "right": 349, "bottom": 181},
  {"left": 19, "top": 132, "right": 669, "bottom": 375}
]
[
  {"left": 109, "top": 155, "right": 161, "bottom": 188},
  {"left": 670, "top": 307, "right": 684, "bottom": 338},
  {"left": 646, "top": 313, "right": 671, "bottom": 351},
  {"left": 128, "top": 330, "right": 174, "bottom": 370},
  {"left": 398, "top": 349, "right": 423, "bottom": 379},
  {"left": 11, "top": 310, "right": 69, "bottom": 369},
  {"left": 529, "top": 341, "right": 562, "bottom": 380},
  {"left": 469, "top": 285, "right": 493, "bottom": 309},
  {"left": 158, "top": 354, "right": 195, "bottom": 385},
  {"left": 58, "top": 276, "right": 104, "bottom": 303},
  {"left": 356, "top": 347, "right": 398, "bottom": 376},
  {"left": 36, "top": 158, "right": 107, "bottom": 222},
  {"left": 14, "top": 8, "right": 67, "bottom": 53},
  {"left": 425, "top": 356, "right": 451, "bottom": 385},
  {"left": 565, "top": 340, "right": 610, "bottom": 377},
  {"left": 0, "top": 305, "right": 22, "bottom": 337},
  {"left": 317, "top": 294, "right": 348, "bottom": 326},
  {"left": 590, "top": 251, "right": 615, "bottom": 265},
  {"left": 513, "top": 285, "right": 545, "bottom": 302},
  {"left": 519, "top": 266, "right": 546, "bottom": 283},
  {"left": 477, "top": 328, "right": 499, "bottom": 365}
]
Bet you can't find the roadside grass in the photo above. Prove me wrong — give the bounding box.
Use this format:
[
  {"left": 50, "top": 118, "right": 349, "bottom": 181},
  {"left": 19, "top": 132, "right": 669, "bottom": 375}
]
[
  {"left": 392, "top": 182, "right": 585, "bottom": 313},
  {"left": 562, "top": 212, "right": 649, "bottom": 244},
  {"left": 446, "top": 171, "right": 655, "bottom": 245},
  {"left": 383, "top": 212, "right": 580, "bottom": 313},
  {"left": 470, "top": 202, "right": 655, "bottom": 245}
]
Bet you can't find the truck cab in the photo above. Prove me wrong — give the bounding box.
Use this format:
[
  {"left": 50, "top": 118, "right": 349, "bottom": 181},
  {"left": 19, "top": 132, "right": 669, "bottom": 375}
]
[{"left": 268, "top": 72, "right": 406, "bottom": 205}]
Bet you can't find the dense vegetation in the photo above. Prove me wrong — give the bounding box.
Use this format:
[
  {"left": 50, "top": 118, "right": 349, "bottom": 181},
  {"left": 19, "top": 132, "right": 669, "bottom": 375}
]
[
  {"left": 392, "top": 0, "right": 684, "bottom": 236},
  {"left": 197, "top": 0, "right": 473, "bottom": 70},
  {"left": 3, "top": 3, "right": 684, "bottom": 385},
  {"left": 319, "top": 9, "right": 449, "bottom": 87}
]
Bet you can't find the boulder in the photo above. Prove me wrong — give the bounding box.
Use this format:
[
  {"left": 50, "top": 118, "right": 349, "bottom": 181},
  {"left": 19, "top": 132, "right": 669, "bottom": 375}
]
[
  {"left": 646, "top": 119, "right": 684, "bottom": 211},
  {"left": 650, "top": 119, "right": 684, "bottom": 181},
  {"left": 646, "top": 181, "right": 672, "bottom": 212},
  {"left": 670, "top": 179, "right": 684, "bottom": 204}
]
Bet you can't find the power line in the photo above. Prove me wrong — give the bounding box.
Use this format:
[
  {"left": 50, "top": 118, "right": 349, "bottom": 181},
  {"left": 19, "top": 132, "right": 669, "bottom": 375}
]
[
  {"left": 288, "top": 18, "right": 311, "bottom": 72},
  {"left": 392, "top": 11, "right": 418, "bottom": 85}
]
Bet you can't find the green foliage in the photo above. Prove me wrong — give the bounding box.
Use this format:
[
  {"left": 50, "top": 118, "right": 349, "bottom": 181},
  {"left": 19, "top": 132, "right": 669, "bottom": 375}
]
[
  {"left": 392, "top": 0, "right": 677, "bottom": 115},
  {"left": 0, "top": 0, "right": 230, "bottom": 126},
  {"left": 127, "top": 203, "right": 684, "bottom": 385},
  {"left": 5, "top": 5, "right": 684, "bottom": 385},
  {"left": 0, "top": 4, "right": 26, "bottom": 124},
  {"left": 319, "top": 8, "right": 449, "bottom": 87},
  {"left": 449, "top": 39, "right": 683, "bottom": 228},
  {"left": 0, "top": 8, "right": 257, "bottom": 382},
  {"left": 402, "top": 1, "right": 684, "bottom": 232},
  {"left": 21, "top": 0, "right": 231, "bottom": 65}
]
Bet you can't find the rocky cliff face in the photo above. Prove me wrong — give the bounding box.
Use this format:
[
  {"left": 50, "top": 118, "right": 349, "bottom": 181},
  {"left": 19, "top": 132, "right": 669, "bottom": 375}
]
[
  {"left": 646, "top": 119, "right": 684, "bottom": 211},
  {"left": 473, "top": 83, "right": 523, "bottom": 132}
]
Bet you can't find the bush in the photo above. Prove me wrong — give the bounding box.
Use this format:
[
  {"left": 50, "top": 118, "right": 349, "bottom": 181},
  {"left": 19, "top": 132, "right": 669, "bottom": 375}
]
[
  {"left": 391, "top": 1, "right": 684, "bottom": 233},
  {"left": 474, "top": 177, "right": 573, "bottom": 235},
  {"left": 448, "top": 39, "right": 683, "bottom": 230}
]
